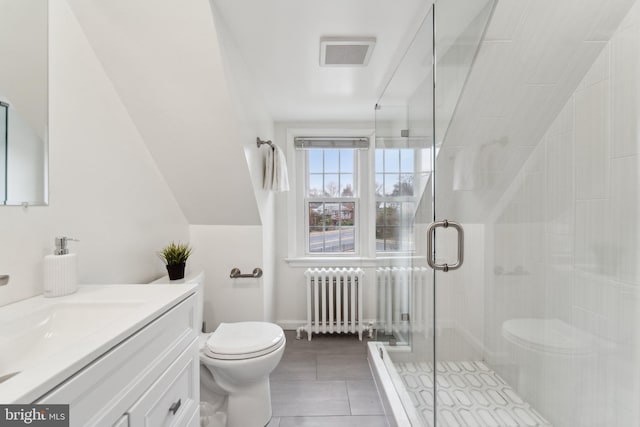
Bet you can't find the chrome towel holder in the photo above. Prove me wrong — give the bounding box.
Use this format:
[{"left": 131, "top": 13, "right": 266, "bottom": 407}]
[
  {"left": 256, "top": 137, "right": 275, "bottom": 149},
  {"left": 230, "top": 267, "right": 263, "bottom": 278}
]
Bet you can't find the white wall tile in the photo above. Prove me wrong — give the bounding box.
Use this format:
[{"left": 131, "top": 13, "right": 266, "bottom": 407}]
[
  {"left": 574, "top": 81, "right": 610, "bottom": 200},
  {"left": 611, "top": 23, "right": 640, "bottom": 158}
]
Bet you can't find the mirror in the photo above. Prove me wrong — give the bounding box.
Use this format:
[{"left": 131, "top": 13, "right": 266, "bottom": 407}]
[{"left": 0, "top": 0, "right": 48, "bottom": 206}]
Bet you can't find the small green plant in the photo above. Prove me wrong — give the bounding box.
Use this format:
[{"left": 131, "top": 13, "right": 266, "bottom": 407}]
[{"left": 159, "top": 242, "right": 192, "bottom": 266}]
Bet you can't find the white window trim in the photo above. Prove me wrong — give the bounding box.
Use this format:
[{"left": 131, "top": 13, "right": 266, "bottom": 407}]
[{"left": 286, "top": 127, "right": 375, "bottom": 261}]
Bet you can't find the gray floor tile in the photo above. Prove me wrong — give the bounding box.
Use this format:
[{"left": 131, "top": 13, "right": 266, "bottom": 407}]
[
  {"left": 279, "top": 415, "right": 389, "bottom": 427},
  {"left": 346, "top": 381, "right": 385, "bottom": 416},
  {"left": 317, "top": 355, "right": 372, "bottom": 380},
  {"left": 272, "top": 353, "right": 317, "bottom": 381},
  {"left": 271, "top": 380, "right": 350, "bottom": 416}
]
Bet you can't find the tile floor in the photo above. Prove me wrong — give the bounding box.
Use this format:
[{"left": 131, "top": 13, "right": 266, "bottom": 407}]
[
  {"left": 395, "top": 361, "right": 552, "bottom": 427},
  {"left": 267, "top": 331, "right": 388, "bottom": 427}
]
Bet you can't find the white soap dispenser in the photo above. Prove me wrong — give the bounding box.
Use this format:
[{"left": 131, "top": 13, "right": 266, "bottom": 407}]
[{"left": 44, "top": 236, "right": 79, "bottom": 298}]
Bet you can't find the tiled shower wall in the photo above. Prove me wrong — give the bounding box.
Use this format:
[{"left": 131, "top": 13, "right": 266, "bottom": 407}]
[{"left": 486, "top": 3, "right": 640, "bottom": 426}]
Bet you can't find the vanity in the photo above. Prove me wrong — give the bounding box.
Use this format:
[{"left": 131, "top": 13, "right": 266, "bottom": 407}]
[{"left": 0, "top": 284, "right": 200, "bottom": 427}]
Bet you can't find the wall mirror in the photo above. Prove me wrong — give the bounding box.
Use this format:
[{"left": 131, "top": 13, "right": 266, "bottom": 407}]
[{"left": 0, "top": 0, "right": 48, "bottom": 206}]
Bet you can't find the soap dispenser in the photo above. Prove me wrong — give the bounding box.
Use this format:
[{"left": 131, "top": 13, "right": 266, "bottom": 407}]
[{"left": 44, "top": 236, "right": 78, "bottom": 298}]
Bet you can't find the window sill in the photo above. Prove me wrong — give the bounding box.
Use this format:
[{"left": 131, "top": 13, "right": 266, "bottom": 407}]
[
  {"left": 284, "top": 257, "right": 378, "bottom": 268},
  {"left": 284, "top": 255, "right": 427, "bottom": 268}
]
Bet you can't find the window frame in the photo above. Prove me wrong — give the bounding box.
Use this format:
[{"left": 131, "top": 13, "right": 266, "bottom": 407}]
[
  {"left": 303, "top": 148, "right": 360, "bottom": 255},
  {"left": 374, "top": 147, "right": 422, "bottom": 254},
  {"left": 287, "top": 128, "right": 375, "bottom": 261}
]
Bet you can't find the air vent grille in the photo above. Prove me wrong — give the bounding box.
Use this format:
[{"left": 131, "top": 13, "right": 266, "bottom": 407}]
[{"left": 320, "top": 37, "right": 376, "bottom": 67}]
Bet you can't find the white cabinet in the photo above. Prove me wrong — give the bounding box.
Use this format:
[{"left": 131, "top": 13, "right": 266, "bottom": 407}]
[{"left": 39, "top": 295, "right": 200, "bottom": 427}]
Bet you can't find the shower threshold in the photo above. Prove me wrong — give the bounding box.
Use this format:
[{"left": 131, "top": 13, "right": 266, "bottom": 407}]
[{"left": 368, "top": 343, "right": 552, "bottom": 427}]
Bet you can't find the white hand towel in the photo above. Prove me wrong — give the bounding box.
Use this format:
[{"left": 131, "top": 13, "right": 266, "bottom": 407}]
[
  {"left": 263, "top": 146, "right": 274, "bottom": 190},
  {"left": 263, "top": 144, "right": 290, "bottom": 192},
  {"left": 272, "top": 145, "right": 290, "bottom": 192}
]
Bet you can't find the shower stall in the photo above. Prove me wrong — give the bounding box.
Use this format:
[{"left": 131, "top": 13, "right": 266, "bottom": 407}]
[{"left": 370, "top": 1, "right": 640, "bottom": 426}]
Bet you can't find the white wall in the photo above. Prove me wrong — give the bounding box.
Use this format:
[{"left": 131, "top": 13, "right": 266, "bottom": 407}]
[
  {"left": 190, "top": 225, "right": 265, "bottom": 331},
  {"left": 485, "top": 3, "right": 640, "bottom": 425},
  {"left": 0, "top": 0, "right": 189, "bottom": 307},
  {"left": 66, "top": 0, "right": 262, "bottom": 226},
  {"left": 273, "top": 121, "right": 378, "bottom": 328},
  {"left": 185, "top": 3, "right": 277, "bottom": 330}
]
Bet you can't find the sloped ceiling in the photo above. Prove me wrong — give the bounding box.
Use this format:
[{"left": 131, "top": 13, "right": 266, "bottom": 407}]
[
  {"left": 66, "top": 0, "right": 261, "bottom": 225},
  {"left": 435, "top": 0, "right": 637, "bottom": 223}
]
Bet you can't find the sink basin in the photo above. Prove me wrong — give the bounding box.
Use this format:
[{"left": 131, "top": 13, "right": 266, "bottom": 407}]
[
  {"left": 0, "top": 284, "right": 198, "bottom": 403},
  {"left": 0, "top": 302, "right": 142, "bottom": 377}
]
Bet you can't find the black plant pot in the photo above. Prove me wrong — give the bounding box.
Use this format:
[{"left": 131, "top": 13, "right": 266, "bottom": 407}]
[{"left": 166, "top": 262, "right": 186, "bottom": 280}]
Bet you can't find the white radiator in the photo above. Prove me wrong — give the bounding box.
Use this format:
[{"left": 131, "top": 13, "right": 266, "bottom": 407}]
[
  {"left": 376, "top": 267, "right": 431, "bottom": 336},
  {"left": 296, "top": 268, "right": 369, "bottom": 341}
]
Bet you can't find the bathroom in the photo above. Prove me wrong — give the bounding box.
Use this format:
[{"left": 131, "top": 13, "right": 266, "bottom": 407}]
[{"left": 1, "top": 0, "right": 640, "bottom": 426}]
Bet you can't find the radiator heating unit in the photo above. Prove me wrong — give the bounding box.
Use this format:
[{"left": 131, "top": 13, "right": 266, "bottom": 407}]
[
  {"left": 377, "top": 266, "right": 431, "bottom": 336},
  {"left": 296, "top": 268, "right": 370, "bottom": 341}
]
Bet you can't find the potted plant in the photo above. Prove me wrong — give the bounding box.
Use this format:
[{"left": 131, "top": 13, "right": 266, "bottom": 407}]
[{"left": 159, "top": 242, "right": 192, "bottom": 280}]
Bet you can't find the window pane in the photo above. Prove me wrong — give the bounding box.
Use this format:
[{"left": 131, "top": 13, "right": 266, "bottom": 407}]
[
  {"left": 324, "top": 150, "right": 339, "bottom": 173},
  {"left": 309, "top": 202, "right": 324, "bottom": 226},
  {"left": 324, "top": 174, "right": 339, "bottom": 196},
  {"left": 340, "top": 150, "right": 354, "bottom": 173},
  {"left": 401, "top": 202, "right": 416, "bottom": 223},
  {"left": 384, "top": 174, "right": 400, "bottom": 196},
  {"left": 385, "top": 202, "right": 401, "bottom": 225},
  {"left": 323, "top": 225, "right": 340, "bottom": 251},
  {"left": 340, "top": 202, "right": 355, "bottom": 225},
  {"left": 309, "top": 150, "right": 323, "bottom": 173},
  {"left": 399, "top": 174, "right": 414, "bottom": 196},
  {"left": 340, "top": 174, "right": 354, "bottom": 196},
  {"left": 309, "top": 227, "right": 325, "bottom": 253},
  {"left": 340, "top": 227, "right": 355, "bottom": 252},
  {"left": 375, "top": 174, "right": 384, "bottom": 196},
  {"left": 384, "top": 149, "right": 400, "bottom": 173},
  {"left": 400, "top": 149, "right": 414, "bottom": 173},
  {"left": 324, "top": 203, "right": 340, "bottom": 228},
  {"left": 384, "top": 227, "right": 401, "bottom": 251},
  {"left": 309, "top": 174, "right": 323, "bottom": 197}
]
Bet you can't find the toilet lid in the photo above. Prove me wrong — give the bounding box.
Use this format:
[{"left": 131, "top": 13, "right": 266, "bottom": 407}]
[
  {"left": 502, "top": 318, "right": 592, "bottom": 355},
  {"left": 204, "top": 322, "right": 285, "bottom": 360}
]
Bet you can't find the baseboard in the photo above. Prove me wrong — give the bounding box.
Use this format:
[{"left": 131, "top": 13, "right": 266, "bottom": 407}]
[{"left": 277, "top": 319, "right": 377, "bottom": 331}]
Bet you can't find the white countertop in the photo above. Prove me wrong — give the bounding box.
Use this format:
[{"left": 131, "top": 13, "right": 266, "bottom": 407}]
[{"left": 0, "top": 283, "right": 197, "bottom": 403}]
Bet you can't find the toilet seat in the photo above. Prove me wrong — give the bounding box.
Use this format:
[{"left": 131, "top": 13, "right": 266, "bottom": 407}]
[
  {"left": 203, "top": 322, "right": 285, "bottom": 361},
  {"left": 502, "top": 318, "right": 592, "bottom": 355}
]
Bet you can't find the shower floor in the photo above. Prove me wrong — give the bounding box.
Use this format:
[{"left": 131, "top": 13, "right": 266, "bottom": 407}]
[{"left": 394, "top": 361, "right": 552, "bottom": 427}]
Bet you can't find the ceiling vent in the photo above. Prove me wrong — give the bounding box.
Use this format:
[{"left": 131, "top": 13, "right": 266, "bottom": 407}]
[{"left": 320, "top": 37, "right": 376, "bottom": 67}]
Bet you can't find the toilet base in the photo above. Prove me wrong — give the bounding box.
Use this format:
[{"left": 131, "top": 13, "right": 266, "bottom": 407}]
[{"left": 226, "top": 378, "right": 272, "bottom": 427}]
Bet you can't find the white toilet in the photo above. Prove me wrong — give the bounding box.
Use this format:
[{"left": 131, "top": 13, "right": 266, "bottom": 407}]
[
  {"left": 153, "top": 272, "right": 286, "bottom": 427},
  {"left": 502, "top": 318, "right": 596, "bottom": 426}
]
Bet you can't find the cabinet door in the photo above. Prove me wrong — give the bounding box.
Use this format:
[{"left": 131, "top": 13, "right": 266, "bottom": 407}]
[{"left": 128, "top": 341, "right": 199, "bottom": 427}]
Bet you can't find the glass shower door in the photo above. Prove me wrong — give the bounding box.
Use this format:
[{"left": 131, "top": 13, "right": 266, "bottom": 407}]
[{"left": 431, "top": 1, "right": 498, "bottom": 425}]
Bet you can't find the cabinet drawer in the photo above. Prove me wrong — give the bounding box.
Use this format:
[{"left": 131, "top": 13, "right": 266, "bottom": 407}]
[
  {"left": 128, "top": 341, "right": 199, "bottom": 427},
  {"left": 38, "top": 294, "right": 197, "bottom": 427}
]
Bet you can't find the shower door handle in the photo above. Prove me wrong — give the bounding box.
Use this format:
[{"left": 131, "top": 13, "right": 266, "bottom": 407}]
[{"left": 427, "top": 220, "right": 464, "bottom": 272}]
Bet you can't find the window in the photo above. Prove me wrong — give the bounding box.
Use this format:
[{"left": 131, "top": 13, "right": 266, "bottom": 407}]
[
  {"left": 375, "top": 149, "right": 416, "bottom": 252},
  {"left": 306, "top": 148, "right": 358, "bottom": 253}
]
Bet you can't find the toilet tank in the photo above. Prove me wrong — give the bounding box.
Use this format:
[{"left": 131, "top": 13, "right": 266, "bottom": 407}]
[{"left": 150, "top": 271, "right": 205, "bottom": 333}]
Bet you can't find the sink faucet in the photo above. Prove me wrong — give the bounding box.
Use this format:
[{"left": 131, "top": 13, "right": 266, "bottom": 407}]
[{"left": 0, "top": 275, "right": 9, "bottom": 286}]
